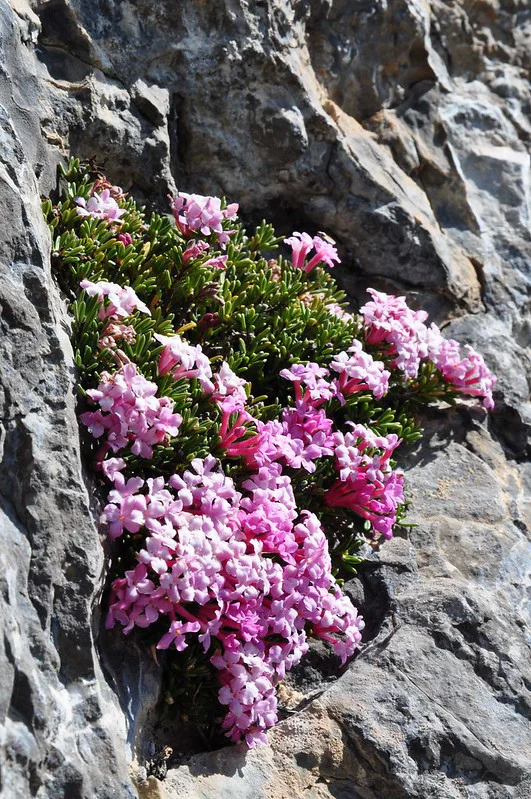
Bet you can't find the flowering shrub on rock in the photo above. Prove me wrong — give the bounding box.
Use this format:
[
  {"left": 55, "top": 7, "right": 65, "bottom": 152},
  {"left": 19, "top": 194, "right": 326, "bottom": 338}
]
[{"left": 44, "top": 160, "right": 496, "bottom": 749}]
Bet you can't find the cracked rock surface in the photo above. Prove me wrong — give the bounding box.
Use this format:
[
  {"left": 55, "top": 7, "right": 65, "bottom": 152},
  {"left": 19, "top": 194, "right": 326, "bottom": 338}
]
[{"left": 0, "top": 0, "right": 530, "bottom": 797}]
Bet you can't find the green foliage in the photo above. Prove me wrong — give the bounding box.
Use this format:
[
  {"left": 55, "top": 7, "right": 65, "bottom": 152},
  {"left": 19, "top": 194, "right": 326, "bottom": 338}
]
[
  {"left": 47, "top": 158, "right": 488, "bottom": 744},
  {"left": 45, "top": 160, "right": 447, "bottom": 575}
]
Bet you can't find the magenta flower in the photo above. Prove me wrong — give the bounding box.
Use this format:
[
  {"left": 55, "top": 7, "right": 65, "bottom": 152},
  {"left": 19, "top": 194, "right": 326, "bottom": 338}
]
[
  {"left": 182, "top": 240, "right": 209, "bottom": 263},
  {"left": 325, "top": 464, "right": 404, "bottom": 540},
  {"left": 203, "top": 254, "right": 228, "bottom": 269},
  {"left": 326, "top": 302, "right": 354, "bottom": 323},
  {"left": 171, "top": 192, "right": 238, "bottom": 247},
  {"left": 284, "top": 232, "right": 340, "bottom": 272},
  {"left": 100, "top": 457, "right": 126, "bottom": 481},
  {"left": 104, "top": 456, "right": 365, "bottom": 746},
  {"left": 212, "top": 362, "right": 248, "bottom": 411},
  {"left": 330, "top": 340, "right": 390, "bottom": 400},
  {"left": 154, "top": 333, "right": 214, "bottom": 392},
  {"left": 280, "top": 405, "right": 334, "bottom": 473},
  {"left": 360, "top": 289, "right": 429, "bottom": 379},
  {"left": 101, "top": 489, "right": 147, "bottom": 539},
  {"left": 80, "top": 364, "right": 182, "bottom": 459},
  {"left": 280, "top": 362, "right": 336, "bottom": 405},
  {"left": 98, "top": 322, "right": 136, "bottom": 351},
  {"left": 156, "top": 620, "right": 201, "bottom": 651},
  {"left": 427, "top": 326, "right": 496, "bottom": 409}
]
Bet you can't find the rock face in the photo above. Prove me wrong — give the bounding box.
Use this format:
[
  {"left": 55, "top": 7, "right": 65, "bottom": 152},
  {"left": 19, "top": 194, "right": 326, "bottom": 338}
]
[
  {"left": 0, "top": 0, "right": 530, "bottom": 797},
  {"left": 0, "top": 4, "right": 135, "bottom": 797}
]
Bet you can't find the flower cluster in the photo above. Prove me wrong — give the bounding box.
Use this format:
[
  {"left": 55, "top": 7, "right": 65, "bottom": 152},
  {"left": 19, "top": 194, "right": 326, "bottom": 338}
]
[
  {"left": 75, "top": 189, "right": 126, "bottom": 223},
  {"left": 47, "top": 162, "right": 497, "bottom": 752},
  {"left": 80, "top": 364, "right": 182, "bottom": 459},
  {"left": 427, "top": 330, "right": 496, "bottom": 409},
  {"left": 155, "top": 333, "right": 214, "bottom": 391},
  {"left": 284, "top": 232, "right": 340, "bottom": 272},
  {"left": 171, "top": 192, "right": 239, "bottom": 247},
  {"left": 104, "top": 457, "right": 364, "bottom": 747},
  {"left": 360, "top": 289, "right": 496, "bottom": 407},
  {"left": 331, "top": 340, "right": 390, "bottom": 400},
  {"left": 80, "top": 279, "right": 151, "bottom": 319},
  {"left": 325, "top": 425, "right": 403, "bottom": 540}
]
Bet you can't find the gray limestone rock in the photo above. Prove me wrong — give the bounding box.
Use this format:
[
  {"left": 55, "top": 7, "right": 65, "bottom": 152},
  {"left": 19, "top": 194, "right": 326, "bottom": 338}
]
[
  {"left": 0, "top": 0, "right": 530, "bottom": 797},
  {"left": 0, "top": 2, "right": 135, "bottom": 796}
]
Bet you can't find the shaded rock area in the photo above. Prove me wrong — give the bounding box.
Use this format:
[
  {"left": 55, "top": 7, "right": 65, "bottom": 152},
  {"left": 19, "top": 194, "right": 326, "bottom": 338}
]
[{"left": 0, "top": 0, "right": 530, "bottom": 797}]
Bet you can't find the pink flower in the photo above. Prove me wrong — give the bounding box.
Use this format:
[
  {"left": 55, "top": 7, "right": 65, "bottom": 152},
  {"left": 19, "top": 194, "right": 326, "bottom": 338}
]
[
  {"left": 361, "top": 291, "right": 496, "bottom": 407},
  {"left": 182, "top": 240, "right": 209, "bottom": 263},
  {"left": 330, "top": 340, "right": 390, "bottom": 400},
  {"left": 280, "top": 404, "right": 334, "bottom": 473},
  {"left": 101, "top": 487, "right": 147, "bottom": 539},
  {"left": 117, "top": 233, "right": 133, "bottom": 246},
  {"left": 284, "top": 232, "right": 340, "bottom": 272},
  {"left": 323, "top": 424, "right": 404, "bottom": 539},
  {"left": 101, "top": 457, "right": 126, "bottom": 481},
  {"left": 360, "top": 289, "right": 429, "bottom": 379},
  {"left": 80, "top": 364, "right": 182, "bottom": 459},
  {"left": 427, "top": 326, "right": 496, "bottom": 409},
  {"left": 171, "top": 192, "right": 238, "bottom": 247},
  {"left": 154, "top": 333, "right": 214, "bottom": 391},
  {"left": 104, "top": 455, "right": 365, "bottom": 748},
  {"left": 212, "top": 362, "right": 248, "bottom": 411},
  {"left": 75, "top": 189, "right": 126, "bottom": 223},
  {"left": 218, "top": 407, "right": 266, "bottom": 467},
  {"left": 98, "top": 322, "right": 136, "bottom": 350},
  {"left": 280, "top": 362, "right": 336, "bottom": 406},
  {"left": 156, "top": 620, "right": 202, "bottom": 651},
  {"left": 80, "top": 279, "right": 150, "bottom": 319},
  {"left": 203, "top": 255, "right": 228, "bottom": 269},
  {"left": 325, "top": 464, "right": 404, "bottom": 540},
  {"left": 326, "top": 302, "right": 354, "bottom": 323}
]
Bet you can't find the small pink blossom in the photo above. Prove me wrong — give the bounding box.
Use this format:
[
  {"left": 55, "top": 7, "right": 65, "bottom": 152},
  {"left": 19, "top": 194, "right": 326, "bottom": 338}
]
[
  {"left": 157, "top": 620, "right": 202, "bottom": 651},
  {"left": 75, "top": 189, "right": 126, "bottom": 223},
  {"left": 330, "top": 340, "right": 390, "bottom": 400},
  {"left": 326, "top": 302, "right": 354, "bottom": 323},
  {"left": 284, "top": 232, "right": 340, "bottom": 272},
  {"left": 171, "top": 192, "right": 238, "bottom": 247},
  {"left": 101, "top": 457, "right": 126, "bottom": 481},
  {"left": 80, "top": 279, "right": 151, "bottom": 319},
  {"left": 212, "top": 362, "right": 248, "bottom": 411},
  {"left": 427, "top": 326, "right": 496, "bottom": 409},
  {"left": 280, "top": 362, "right": 336, "bottom": 406},
  {"left": 182, "top": 240, "right": 209, "bottom": 263},
  {"left": 326, "top": 425, "right": 404, "bottom": 540},
  {"left": 154, "top": 333, "right": 214, "bottom": 391},
  {"left": 360, "top": 289, "right": 429, "bottom": 379},
  {"left": 280, "top": 404, "right": 334, "bottom": 473},
  {"left": 102, "top": 489, "right": 147, "bottom": 539},
  {"left": 80, "top": 364, "right": 182, "bottom": 459},
  {"left": 98, "top": 322, "right": 136, "bottom": 350},
  {"left": 203, "top": 255, "right": 228, "bottom": 269}
]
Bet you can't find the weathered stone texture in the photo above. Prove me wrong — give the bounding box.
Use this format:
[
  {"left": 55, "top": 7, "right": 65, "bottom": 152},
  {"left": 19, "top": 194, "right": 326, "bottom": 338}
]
[
  {"left": 0, "top": 0, "right": 530, "bottom": 797},
  {"left": 0, "top": 2, "right": 135, "bottom": 796}
]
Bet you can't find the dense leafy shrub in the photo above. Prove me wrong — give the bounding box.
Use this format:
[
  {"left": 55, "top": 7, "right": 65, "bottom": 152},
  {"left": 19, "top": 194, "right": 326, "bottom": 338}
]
[{"left": 44, "top": 160, "right": 495, "bottom": 748}]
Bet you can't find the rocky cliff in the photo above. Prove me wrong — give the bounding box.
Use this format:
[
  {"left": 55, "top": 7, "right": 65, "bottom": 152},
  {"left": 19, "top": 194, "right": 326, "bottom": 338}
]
[{"left": 0, "top": 1, "right": 530, "bottom": 797}]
